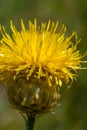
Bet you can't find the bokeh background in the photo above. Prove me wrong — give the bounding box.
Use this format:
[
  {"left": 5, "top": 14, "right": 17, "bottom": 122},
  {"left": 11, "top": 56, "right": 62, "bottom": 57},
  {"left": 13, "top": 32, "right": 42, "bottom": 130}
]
[{"left": 0, "top": 0, "right": 87, "bottom": 130}]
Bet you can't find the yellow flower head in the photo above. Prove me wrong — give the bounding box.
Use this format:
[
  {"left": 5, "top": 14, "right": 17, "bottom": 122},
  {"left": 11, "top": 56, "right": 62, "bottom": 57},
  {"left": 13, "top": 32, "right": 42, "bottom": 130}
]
[
  {"left": 0, "top": 19, "right": 86, "bottom": 115},
  {"left": 0, "top": 19, "right": 83, "bottom": 85}
]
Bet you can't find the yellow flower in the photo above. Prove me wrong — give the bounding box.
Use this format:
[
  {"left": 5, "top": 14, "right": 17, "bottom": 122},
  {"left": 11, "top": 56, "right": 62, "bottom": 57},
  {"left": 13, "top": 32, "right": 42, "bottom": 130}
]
[
  {"left": 0, "top": 19, "right": 86, "bottom": 115},
  {"left": 0, "top": 19, "right": 83, "bottom": 85}
]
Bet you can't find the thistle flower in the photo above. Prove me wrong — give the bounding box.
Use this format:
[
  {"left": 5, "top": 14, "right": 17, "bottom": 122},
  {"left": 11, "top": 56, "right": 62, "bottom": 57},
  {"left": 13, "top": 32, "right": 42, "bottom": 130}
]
[{"left": 0, "top": 19, "right": 86, "bottom": 116}]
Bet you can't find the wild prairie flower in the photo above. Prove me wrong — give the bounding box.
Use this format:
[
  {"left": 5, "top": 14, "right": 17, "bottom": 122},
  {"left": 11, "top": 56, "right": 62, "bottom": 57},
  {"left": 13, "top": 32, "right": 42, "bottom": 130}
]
[{"left": 0, "top": 19, "right": 86, "bottom": 115}]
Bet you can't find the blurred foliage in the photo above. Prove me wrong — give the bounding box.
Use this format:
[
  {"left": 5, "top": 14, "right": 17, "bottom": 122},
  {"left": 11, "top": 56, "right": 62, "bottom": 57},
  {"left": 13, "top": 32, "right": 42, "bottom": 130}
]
[{"left": 0, "top": 0, "right": 87, "bottom": 130}]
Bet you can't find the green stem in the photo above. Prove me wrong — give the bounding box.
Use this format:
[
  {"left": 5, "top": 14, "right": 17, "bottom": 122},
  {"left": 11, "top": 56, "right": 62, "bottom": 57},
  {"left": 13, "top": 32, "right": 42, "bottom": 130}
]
[{"left": 26, "top": 115, "right": 36, "bottom": 130}]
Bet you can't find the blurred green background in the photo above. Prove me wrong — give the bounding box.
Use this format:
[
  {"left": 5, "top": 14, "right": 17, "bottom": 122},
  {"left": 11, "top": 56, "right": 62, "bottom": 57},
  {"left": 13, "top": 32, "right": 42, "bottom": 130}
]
[{"left": 0, "top": 0, "right": 87, "bottom": 130}]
